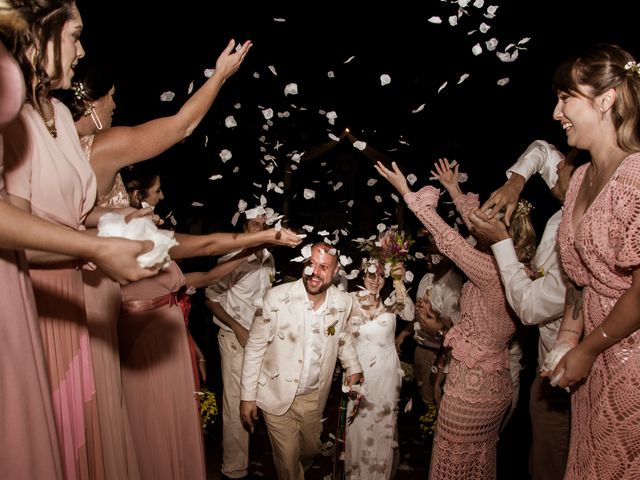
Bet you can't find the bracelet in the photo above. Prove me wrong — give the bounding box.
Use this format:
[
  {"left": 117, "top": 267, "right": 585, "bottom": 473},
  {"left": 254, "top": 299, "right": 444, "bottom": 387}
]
[
  {"left": 599, "top": 324, "right": 624, "bottom": 341},
  {"left": 559, "top": 328, "right": 582, "bottom": 336},
  {"left": 197, "top": 359, "right": 206, "bottom": 363}
]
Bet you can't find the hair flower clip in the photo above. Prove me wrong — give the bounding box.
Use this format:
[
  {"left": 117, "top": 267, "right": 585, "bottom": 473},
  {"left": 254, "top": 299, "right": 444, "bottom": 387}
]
[
  {"left": 72, "top": 81, "right": 87, "bottom": 101},
  {"left": 515, "top": 199, "right": 534, "bottom": 217},
  {"left": 624, "top": 60, "right": 640, "bottom": 77}
]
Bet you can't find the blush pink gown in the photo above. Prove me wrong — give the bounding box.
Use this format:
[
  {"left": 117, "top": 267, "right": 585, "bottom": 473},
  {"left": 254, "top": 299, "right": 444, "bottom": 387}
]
[
  {"left": 3, "top": 98, "right": 106, "bottom": 479},
  {"left": 0, "top": 41, "right": 63, "bottom": 479},
  {"left": 404, "top": 187, "right": 517, "bottom": 480},
  {"left": 558, "top": 156, "right": 640, "bottom": 479},
  {"left": 119, "top": 262, "right": 205, "bottom": 480}
]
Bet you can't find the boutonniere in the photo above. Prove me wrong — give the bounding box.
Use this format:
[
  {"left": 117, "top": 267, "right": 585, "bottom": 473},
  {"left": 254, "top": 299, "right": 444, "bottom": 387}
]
[
  {"left": 535, "top": 266, "right": 545, "bottom": 279},
  {"left": 326, "top": 319, "right": 338, "bottom": 336}
]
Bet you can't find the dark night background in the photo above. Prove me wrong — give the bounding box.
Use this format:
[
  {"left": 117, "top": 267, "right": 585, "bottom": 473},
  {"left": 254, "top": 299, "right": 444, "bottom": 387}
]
[
  {"left": 75, "top": 1, "right": 637, "bottom": 254},
  {"left": 74, "top": 3, "right": 637, "bottom": 477},
  {"left": 75, "top": 6, "right": 634, "bottom": 289}
]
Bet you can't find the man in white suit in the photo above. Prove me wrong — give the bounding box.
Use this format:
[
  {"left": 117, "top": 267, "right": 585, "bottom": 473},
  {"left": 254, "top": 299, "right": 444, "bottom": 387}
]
[{"left": 240, "top": 243, "right": 363, "bottom": 480}]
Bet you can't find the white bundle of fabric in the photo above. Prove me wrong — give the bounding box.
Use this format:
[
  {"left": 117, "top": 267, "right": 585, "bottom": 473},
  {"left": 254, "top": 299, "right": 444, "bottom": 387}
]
[{"left": 97, "top": 212, "right": 178, "bottom": 269}]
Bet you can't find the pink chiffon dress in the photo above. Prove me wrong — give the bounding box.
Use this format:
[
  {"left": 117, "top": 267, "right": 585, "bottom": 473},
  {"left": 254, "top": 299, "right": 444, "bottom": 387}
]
[
  {"left": 404, "top": 187, "right": 518, "bottom": 480},
  {"left": 80, "top": 134, "right": 141, "bottom": 479},
  {"left": 119, "top": 262, "right": 205, "bottom": 480},
  {"left": 558, "top": 155, "right": 640, "bottom": 479},
  {"left": 0, "top": 41, "right": 63, "bottom": 479},
  {"left": 3, "top": 98, "right": 106, "bottom": 479}
]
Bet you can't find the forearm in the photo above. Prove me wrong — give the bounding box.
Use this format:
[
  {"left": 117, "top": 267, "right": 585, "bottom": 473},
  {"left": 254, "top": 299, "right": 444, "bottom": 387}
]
[
  {"left": 555, "top": 284, "right": 585, "bottom": 345},
  {"left": 580, "top": 269, "right": 640, "bottom": 355},
  {"left": 184, "top": 254, "right": 247, "bottom": 289},
  {"left": 171, "top": 231, "right": 270, "bottom": 259},
  {"left": 176, "top": 71, "right": 226, "bottom": 137}
]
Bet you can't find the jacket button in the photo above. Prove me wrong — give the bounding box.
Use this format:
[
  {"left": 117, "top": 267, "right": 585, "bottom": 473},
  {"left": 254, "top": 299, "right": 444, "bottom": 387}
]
[
  {"left": 294, "top": 379, "right": 298, "bottom": 383},
  {"left": 298, "top": 359, "right": 303, "bottom": 364}
]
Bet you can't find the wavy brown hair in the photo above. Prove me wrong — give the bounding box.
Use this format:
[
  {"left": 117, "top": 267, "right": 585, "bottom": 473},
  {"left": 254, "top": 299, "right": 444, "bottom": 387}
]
[
  {"left": 507, "top": 199, "right": 536, "bottom": 264},
  {"left": 553, "top": 43, "right": 640, "bottom": 153},
  {"left": 8, "top": 0, "right": 75, "bottom": 104}
]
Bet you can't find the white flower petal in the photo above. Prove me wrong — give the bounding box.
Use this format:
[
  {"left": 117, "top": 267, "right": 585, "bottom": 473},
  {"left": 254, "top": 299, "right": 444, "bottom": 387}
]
[
  {"left": 261, "top": 108, "right": 274, "bottom": 120},
  {"left": 327, "top": 71, "right": 335, "bottom": 78},
  {"left": 458, "top": 73, "right": 470, "bottom": 84},
  {"left": 485, "top": 38, "right": 499, "bottom": 51},
  {"left": 353, "top": 141, "right": 366, "bottom": 151},
  {"left": 208, "top": 174, "right": 222, "bottom": 181},
  {"left": 160, "top": 91, "right": 175, "bottom": 102},
  {"left": 219, "top": 149, "right": 232, "bottom": 162},
  {"left": 380, "top": 74, "right": 391, "bottom": 86},
  {"left": 427, "top": 16, "right": 442, "bottom": 24},
  {"left": 472, "top": 43, "right": 483, "bottom": 56},
  {"left": 366, "top": 178, "right": 378, "bottom": 186},
  {"left": 268, "top": 65, "right": 278, "bottom": 76},
  {"left": 437, "top": 81, "right": 448, "bottom": 93},
  {"left": 191, "top": 201, "right": 203, "bottom": 207},
  {"left": 328, "top": 133, "right": 340, "bottom": 141},
  {"left": 407, "top": 173, "right": 418, "bottom": 185},
  {"left": 497, "top": 77, "right": 510, "bottom": 86},
  {"left": 344, "top": 55, "right": 355, "bottom": 64},
  {"left": 377, "top": 223, "right": 387, "bottom": 233},
  {"left": 284, "top": 83, "right": 298, "bottom": 96},
  {"left": 225, "top": 116, "right": 237, "bottom": 128},
  {"left": 204, "top": 68, "right": 215, "bottom": 78},
  {"left": 303, "top": 188, "right": 316, "bottom": 200},
  {"left": 411, "top": 104, "right": 426, "bottom": 113},
  {"left": 187, "top": 81, "right": 194, "bottom": 94}
]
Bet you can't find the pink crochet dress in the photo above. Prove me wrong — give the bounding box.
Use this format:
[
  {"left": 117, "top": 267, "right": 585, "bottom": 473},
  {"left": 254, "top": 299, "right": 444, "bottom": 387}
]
[
  {"left": 558, "top": 154, "right": 640, "bottom": 480},
  {"left": 404, "top": 186, "right": 518, "bottom": 480}
]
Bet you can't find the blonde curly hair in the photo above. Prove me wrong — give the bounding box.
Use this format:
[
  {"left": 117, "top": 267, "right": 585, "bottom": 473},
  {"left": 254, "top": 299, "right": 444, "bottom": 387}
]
[{"left": 508, "top": 199, "right": 536, "bottom": 264}]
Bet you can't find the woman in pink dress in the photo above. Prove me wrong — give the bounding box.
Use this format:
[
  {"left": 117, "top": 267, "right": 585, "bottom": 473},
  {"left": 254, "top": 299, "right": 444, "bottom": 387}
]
[
  {"left": 117, "top": 168, "right": 302, "bottom": 479},
  {"left": 544, "top": 44, "right": 640, "bottom": 479},
  {"left": 375, "top": 158, "right": 536, "bottom": 480},
  {"left": 2, "top": 2, "right": 161, "bottom": 478},
  {"left": 57, "top": 40, "right": 251, "bottom": 479}
]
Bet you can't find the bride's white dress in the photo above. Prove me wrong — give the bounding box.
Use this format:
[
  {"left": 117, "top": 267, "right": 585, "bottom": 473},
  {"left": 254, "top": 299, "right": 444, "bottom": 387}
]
[{"left": 345, "top": 291, "right": 414, "bottom": 479}]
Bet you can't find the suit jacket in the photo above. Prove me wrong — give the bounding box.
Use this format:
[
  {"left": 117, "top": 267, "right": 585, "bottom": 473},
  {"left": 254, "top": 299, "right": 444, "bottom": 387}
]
[{"left": 240, "top": 279, "right": 362, "bottom": 416}]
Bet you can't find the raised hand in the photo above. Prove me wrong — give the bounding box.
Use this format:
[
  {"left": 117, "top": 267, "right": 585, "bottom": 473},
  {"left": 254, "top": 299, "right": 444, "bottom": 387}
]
[
  {"left": 374, "top": 161, "right": 412, "bottom": 197},
  {"left": 431, "top": 158, "right": 463, "bottom": 200},
  {"left": 215, "top": 39, "right": 253, "bottom": 80}
]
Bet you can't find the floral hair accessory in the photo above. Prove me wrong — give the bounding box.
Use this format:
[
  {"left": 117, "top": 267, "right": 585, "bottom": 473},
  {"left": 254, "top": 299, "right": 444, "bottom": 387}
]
[
  {"left": 361, "top": 257, "right": 384, "bottom": 276},
  {"left": 514, "top": 199, "right": 534, "bottom": 217},
  {"left": 625, "top": 61, "right": 640, "bottom": 77},
  {"left": 72, "top": 81, "right": 88, "bottom": 102}
]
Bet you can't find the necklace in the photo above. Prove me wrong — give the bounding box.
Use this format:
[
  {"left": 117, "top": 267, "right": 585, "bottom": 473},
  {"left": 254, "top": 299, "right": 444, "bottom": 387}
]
[
  {"left": 587, "top": 165, "right": 596, "bottom": 187},
  {"left": 32, "top": 97, "right": 57, "bottom": 138}
]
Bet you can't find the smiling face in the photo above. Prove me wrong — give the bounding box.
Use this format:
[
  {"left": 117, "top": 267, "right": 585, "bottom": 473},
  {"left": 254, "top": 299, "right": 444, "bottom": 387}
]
[
  {"left": 363, "top": 270, "right": 384, "bottom": 296},
  {"left": 552, "top": 87, "right": 602, "bottom": 152},
  {"left": 45, "top": 3, "right": 84, "bottom": 90},
  {"left": 303, "top": 244, "right": 338, "bottom": 297}
]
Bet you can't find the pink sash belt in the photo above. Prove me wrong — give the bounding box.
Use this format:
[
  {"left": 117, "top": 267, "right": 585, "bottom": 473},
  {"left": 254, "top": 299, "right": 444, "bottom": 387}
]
[{"left": 121, "top": 291, "right": 179, "bottom": 314}]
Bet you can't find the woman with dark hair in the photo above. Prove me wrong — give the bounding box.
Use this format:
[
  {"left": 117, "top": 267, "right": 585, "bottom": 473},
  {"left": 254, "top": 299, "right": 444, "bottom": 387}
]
[
  {"left": 376, "top": 158, "right": 536, "bottom": 480},
  {"left": 543, "top": 44, "right": 640, "bottom": 479},
  {"left": 117, "top": 166, "right": 302, "bottom": 479},
  {"left": 57, "top": 39, "right": 251, "bottom": 208}
]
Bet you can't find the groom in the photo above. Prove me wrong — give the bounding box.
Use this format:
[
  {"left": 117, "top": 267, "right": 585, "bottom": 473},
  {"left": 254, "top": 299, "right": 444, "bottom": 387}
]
[{"left": 240, "top": 243, "right": 363, "bottom": 480}]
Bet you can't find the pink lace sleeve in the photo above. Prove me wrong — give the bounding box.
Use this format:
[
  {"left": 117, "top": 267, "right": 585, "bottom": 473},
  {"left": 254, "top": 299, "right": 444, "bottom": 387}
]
[
  {"left": 452, "top": 192, "right": 480, "bottom": 231},
  {"left": 405, "top": 186, "right": 496, "bottom": 289},
  {"left": 612, "top": 159, "right": 640, "bottom": 269}
]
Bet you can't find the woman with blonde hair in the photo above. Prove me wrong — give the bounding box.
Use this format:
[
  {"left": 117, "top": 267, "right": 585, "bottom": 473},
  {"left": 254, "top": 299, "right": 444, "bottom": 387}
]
[{"left": 543, "top": 43, "right": 640, "bottom": 479}]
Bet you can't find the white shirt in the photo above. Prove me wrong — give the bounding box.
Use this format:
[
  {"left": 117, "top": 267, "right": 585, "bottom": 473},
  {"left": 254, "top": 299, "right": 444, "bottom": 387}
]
[
  {"left": 297, "top": 296, "right": 328, "bottom": 394},
  {"left": 492, "top": 140, "right": 569, "bottom": 367},
  {"left": 506, "top": 139, "right": 564, "bottom": 189},
  {"left": 205, "top": 248, "right": 275, "bottom": 331},
  {"left": 414, "top": 268, "right": 463, "bottom": 349}
]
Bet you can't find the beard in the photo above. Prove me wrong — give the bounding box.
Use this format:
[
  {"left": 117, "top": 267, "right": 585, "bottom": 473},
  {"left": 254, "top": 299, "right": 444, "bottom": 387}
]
[{"left": 303, "top": 274, "right": 332, "bottom": 295}]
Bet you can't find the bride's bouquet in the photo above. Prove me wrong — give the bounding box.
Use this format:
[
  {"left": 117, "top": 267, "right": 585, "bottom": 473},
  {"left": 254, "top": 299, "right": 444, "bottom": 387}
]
[{"left": 377, "top": 228, "right": 414, "bottom": 303}]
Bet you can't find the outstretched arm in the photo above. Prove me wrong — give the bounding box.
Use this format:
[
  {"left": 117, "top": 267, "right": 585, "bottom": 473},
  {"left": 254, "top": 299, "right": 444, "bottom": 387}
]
[
  {"left": 0, "top": 199, "right": 156, "bottom": 283},
  {"left": 170, "top": 227, "right": 302, "bottom": 259},
  {"left": 89, "top": 39, "right": 252, "bottom": 187}
]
